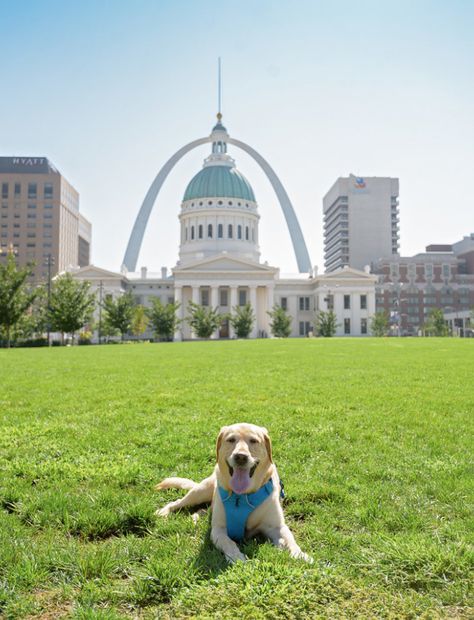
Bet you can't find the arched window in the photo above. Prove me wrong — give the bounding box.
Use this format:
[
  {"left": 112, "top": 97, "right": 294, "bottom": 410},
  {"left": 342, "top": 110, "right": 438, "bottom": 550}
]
[
  {"left": 198, "top": 224, "right": 203, "bottom": 239},
  {"left": 191, "top": 226, "right": 195, "bottom": 240},
  {"left": 228, "top": 224, "right": 233, "bottom": 238},
  {"left": 238, "top": 225, "right": 242, "bottom": 239},
  {"left": 218, "top": 224, "right": 223, "bottom": 238},
  {"left": 208, "top": 224, "right": 213, "bottom": 238},
  {"left": 245, "top": 226, "right": 249, "bottom": 241}
]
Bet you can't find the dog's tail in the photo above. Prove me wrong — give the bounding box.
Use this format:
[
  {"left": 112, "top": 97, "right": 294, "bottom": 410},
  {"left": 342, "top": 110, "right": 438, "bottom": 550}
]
[{"left": 155, "top": 477, "right": 197, "bottom": 491}]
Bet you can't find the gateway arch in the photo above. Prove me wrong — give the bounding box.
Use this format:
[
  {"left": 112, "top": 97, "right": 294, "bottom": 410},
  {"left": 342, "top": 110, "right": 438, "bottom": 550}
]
[{"left": 122, "top": 135, "right": 312, "bottom": 273}]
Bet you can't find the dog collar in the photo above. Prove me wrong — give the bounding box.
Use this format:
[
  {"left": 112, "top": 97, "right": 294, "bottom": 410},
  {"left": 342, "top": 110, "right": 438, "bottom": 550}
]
[{"left": 218, "top": 478, "right": 274, "bottom": 542}]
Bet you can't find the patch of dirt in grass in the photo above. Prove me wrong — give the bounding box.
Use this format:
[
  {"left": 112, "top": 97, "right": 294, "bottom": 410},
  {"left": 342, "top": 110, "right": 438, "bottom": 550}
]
[{"left": 26, "top": 589, "right": 73, "bottom": 619}]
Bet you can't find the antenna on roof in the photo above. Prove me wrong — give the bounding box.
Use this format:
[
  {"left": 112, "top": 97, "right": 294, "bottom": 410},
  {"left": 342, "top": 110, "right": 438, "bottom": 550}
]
[{"left": 217, "top": 57, "right": 222, "bottom": 121}]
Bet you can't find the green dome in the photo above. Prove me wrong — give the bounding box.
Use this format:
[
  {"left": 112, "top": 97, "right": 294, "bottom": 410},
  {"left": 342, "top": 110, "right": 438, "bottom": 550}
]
[{"left": 183, "top": 165, "right": 255, "bottom": 202}]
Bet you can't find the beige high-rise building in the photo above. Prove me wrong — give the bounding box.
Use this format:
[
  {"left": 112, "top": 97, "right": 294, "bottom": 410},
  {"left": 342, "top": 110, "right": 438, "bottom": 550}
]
[
  {"left": 323, "top": 175, "right": 399, "bottom": 272},
  {"left": 0, "top": 157, "right": 91, "bottom": 281}
]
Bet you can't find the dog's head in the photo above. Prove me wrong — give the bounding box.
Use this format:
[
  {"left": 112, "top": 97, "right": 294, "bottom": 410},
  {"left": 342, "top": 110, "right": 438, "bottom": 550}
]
[{"left": 216, "top": 423, "right": 273, "bottom": 494}]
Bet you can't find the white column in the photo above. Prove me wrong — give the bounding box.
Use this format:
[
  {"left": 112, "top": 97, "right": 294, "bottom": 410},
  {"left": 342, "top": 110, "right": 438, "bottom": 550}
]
[
  {"left": 210, "top": 285, "right": 219, "bottom": 339},
  {"left": 266, "top": 284, "right": 275, "bottom": 337},
  {"left": 249, "top": 285, "right": 258, "bottom": 338},
  {"left": 174, "top": 286, "right": 183, "bottom": 341},
  {"left": 229, "top": 286, "right": 238, "bottom": 338},
  {"left": 190, "top": 286, "right": 200, "bottom": 339}
]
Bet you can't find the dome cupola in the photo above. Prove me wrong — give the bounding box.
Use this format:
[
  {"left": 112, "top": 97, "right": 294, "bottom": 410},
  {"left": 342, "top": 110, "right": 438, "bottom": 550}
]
[{"left": 178, "top": 115, "right": 260, "bottom": 265}]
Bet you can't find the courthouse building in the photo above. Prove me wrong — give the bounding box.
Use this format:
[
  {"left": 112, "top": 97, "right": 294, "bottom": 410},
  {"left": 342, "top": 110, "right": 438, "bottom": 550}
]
[{"left": 72, "top": 116, "right": 376, "bottom": 339}]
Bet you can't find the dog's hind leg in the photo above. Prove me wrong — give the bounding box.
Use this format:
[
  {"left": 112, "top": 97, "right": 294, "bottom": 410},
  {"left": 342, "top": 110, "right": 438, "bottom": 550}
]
[
  {"left": 156, "top": 474, "right": 215, "bottom": 517},
  {"left": 155, "top": 477, "right": 197, "bottom": 491}
]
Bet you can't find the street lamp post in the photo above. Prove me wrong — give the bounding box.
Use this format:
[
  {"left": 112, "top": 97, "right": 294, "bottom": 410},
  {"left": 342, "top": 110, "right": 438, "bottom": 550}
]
[
  {"left": 44, "top": 254, "right": 55, "bottom": 346},
  {"left": 98, "top": 280, "right": 104, "bottom": 344}
]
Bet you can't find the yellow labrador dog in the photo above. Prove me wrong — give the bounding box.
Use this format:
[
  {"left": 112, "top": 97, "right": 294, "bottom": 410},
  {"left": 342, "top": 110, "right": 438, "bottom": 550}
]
[{"left": 156, "top": 423, "right": 312, "bottom": 563}]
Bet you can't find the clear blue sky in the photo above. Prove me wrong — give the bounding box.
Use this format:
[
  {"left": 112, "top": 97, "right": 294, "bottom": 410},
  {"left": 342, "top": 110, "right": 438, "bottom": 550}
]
[{"left": 1, "top": 0, "right": 473, "bottom": 273}]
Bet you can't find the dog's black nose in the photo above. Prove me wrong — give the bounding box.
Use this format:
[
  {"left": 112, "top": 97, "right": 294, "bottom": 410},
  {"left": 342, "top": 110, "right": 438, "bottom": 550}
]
[{"left": 233, "top": 453, "right": 249, "bottom": 466}]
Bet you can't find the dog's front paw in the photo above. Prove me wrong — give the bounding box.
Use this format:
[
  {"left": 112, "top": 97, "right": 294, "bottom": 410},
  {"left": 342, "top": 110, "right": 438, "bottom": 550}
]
[
  {"left": 291, "top": 549, "right": 314, "bottom": 563},
  {"left": 225, "top": 551, "right": 248, "bottom": 563},
  {"left": 156, "top": 504, "right": 172, "bottom": 518}
]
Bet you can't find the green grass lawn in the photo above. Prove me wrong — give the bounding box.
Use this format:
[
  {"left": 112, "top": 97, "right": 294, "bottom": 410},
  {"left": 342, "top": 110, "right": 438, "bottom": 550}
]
[{"left": 0, "top": 339, "right": 473, "bottom": 619}]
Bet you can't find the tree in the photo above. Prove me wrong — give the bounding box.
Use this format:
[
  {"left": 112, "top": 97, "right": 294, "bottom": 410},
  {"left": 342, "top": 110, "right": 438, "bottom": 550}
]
[
  {"left": 0, "top": 251, "right": 37, "bottom": 347},
  {"left": 131, "top": 305, "right": 149, "bottom": 338},
  {"left": 49, "top": 273, "right": 95, "bottom": 344},
  {"left": 316, "top": 310, "right": 339, "bottom": 337},
  {"left": 186, "top": 301, "right": 221, "bottom": 339},
  {"left": 425, "top": 308, "right": 448, "bottom": 336},
  {"left": 267, "top": 304, "right": 292, "bottom": 338},
  {"left": 148, "top": 298, "right": 181, "bottom": 341},
  {"left": 102, "top": 291, "right": 135, "bottom": 341},
  {"left": 229, "top": 303, "right": 255, "bottom": 338},
  {"left": 370, "top": 311, "right": 389, "bottom": 337}
]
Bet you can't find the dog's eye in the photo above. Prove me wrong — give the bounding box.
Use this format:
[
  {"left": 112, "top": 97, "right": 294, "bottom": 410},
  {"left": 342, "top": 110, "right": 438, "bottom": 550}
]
[
  {"left": 249, "top": 438, "right": 259, "bottom": 444},
  {"left": 226, "top": 437, "right": 236, "bottom": 443}
]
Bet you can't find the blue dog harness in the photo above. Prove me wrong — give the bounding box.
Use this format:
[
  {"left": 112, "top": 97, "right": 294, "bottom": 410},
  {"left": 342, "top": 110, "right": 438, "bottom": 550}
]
[{"left": 218, "top": 478, "right": 275, "bottom": 542}]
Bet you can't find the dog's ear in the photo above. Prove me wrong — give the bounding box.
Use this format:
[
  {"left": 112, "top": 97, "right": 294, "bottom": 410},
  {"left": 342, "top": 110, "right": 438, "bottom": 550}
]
[
  {"left": 262, "top": 427, "right": 273, "bottom": 463},
  {"left": 216, "top": 426, "right": 227, "bottom": 462}
]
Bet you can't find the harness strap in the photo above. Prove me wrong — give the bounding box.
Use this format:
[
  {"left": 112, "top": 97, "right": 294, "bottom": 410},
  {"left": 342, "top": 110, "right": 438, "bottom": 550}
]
[{"left": 218, "top": 478, "right": 275, "bottom": 542}]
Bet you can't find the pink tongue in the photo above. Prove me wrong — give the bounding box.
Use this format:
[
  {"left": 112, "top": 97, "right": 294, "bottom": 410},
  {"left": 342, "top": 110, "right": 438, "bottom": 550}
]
[{"left": 231, "top": 468, "right": 251, "bottom": 494}]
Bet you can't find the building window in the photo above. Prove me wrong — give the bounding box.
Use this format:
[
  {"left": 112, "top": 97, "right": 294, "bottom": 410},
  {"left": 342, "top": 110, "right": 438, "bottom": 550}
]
[
  {"left": 218, "top": 224, "right": 223, "bottom": 238},
  {"left": 14, "top": 183, "right": 21, "bottom": 197},
  {"left": 220, "top": 289, "right": 228, "bottom": 307},
  {"left": 361, "top": 318, "right": 367, "bottom": 334},
  {"left": 390, "top": 263, "right": 399, "bottom": 278},
  {"left": 238, "top": 225, "right": 242, "bottom": 239},
  {"left": 442, "top": 264, "right": 451, "bottom": 279},
  {"left": 344, "top": 295, "right": 351, "bottom": 309},
  {"left": 425, "top": 263, "right": 433, "bottom": 278},
  {"left": 245, "top": 226, "right": 249, "bottom": 241},
  {"left": 280, "top": 297, "right": 288, "bottom": 310},
  {"left": 28, "top": 183, "right": 37, "bottom": 199},
  {"left": 198, "top": 224, "right": 203, "bottom": 239},
  {"left": 325, "top": 294, "right": 334, "bottom": 310},
  {"left": 239, "top": 289, "right": 247, "bottom": 306},
  {"left": 44, "top": 183, "right": 53, "bottom": 199},
  {"left": 299, "top": 321, "right": 312, "bottom": 336},
  {"left": 1, "top": 183, "right": 8, "bottom": 199},
  {"left": 191, "top": 226, "right": 195, "bottom": 240},
  {"left": 299, "top": 296, "right": 310, "bottom": 311},
  {"left": 201, "top": 289, "right": 209, "bottom": 306},
  {"left": 28, "top": 204, "right": 37, "bottom": 209},
  {"left": 407, "top": 263, "right": 416, "bottom": 278},
  {"left": 27, "top": 213, "right": 36, "bottom": 219},
  {"left": 228, "top": 224, "right": 233, "bottom": 238},
  {"left": 208, "top": 224, "right": 213, "bottom": 238},
  {"left": 344, "top": 318, "right": 351, "bottom": 334},
  {"left": 43, "top": 213, "right": 53, "bottom": 219},
  {"left": 360, "top": 294, "right": 367, "bottom": 310},
  {"left": 44, "top": 204, "right": 53, "bottom": 209}
]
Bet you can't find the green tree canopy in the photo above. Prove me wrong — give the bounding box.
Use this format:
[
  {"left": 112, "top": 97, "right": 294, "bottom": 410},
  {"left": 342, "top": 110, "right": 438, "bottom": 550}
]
[
  {"left": 316, "top": 310, "right": 339, "bottom": 337},
  {"left": 131, "top": 305, "right": 149, "bottom": 338},
  {"left": 49, "top": 273, "right": 95, "bottom": 344},
  {"left": 425, "top": 308, "right": 448, "bottom": 336},
  {"left": 229, "top": 303, "right": 255, "bottom": 338},
  {"left": 267, "top": 304, "right": 292, "bottom": 338},
  {"left": 102, "top": 291, "right": 136, "bottom": 341},
  {"left": 186, "top": 301, "right": 221, "bottom": 339},
  {"left": 370, "top": 311, "right": 390, "bottom": 337},
  {"left": 147, "top": 298, "right": 181, "bottom": 341},
  {"left": 0, "top": 251, "right": 37, "bottom": 347}
]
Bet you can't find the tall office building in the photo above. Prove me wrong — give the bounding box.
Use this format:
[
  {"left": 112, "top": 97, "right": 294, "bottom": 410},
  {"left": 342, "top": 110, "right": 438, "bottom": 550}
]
[
  {"left": 0, "top": 157, "right": 91, "bottom": 280},
  {"left": 323, "top": 175, "right": 399, "bottom": 272}
]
